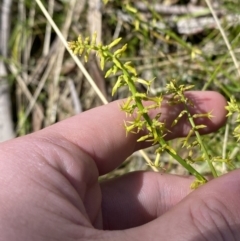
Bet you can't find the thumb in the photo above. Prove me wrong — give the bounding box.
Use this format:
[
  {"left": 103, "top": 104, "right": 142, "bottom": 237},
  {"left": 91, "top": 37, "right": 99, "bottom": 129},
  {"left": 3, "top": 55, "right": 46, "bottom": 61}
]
[{"left": 103, "top": 170, "right": 240, "bottom": 241}]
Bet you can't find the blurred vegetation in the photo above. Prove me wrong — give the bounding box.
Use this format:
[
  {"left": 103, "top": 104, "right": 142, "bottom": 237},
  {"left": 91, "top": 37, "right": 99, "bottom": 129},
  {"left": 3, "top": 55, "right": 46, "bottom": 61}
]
[{"left": 1, "top": 0, "right": 240, "bottom": 179}]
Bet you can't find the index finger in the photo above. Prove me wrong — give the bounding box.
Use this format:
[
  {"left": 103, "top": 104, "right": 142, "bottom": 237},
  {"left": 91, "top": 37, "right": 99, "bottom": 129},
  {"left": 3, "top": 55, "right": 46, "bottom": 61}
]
[{"left": 42, "top": 91, "right": 227, "bottom": 175}]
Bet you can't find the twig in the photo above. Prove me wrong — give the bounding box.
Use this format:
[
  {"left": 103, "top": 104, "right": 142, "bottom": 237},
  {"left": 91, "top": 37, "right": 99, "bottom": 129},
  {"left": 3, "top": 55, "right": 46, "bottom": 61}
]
[
  {"left": 68, "top": 78, "right": 82, "bottom": 114},
  {"left": 135, "top": 3, "right": 213, "bottom": 16},
  {"left": 87, "top": 0, "right": 108, "bottom": 99},
  {"left": 0, "top": 66, "right": 15, "bottom": 141},
  {"left": 43, "top": 0, "right": 54, "bottom": 56},
  {"left": 45, "top": 0, "right": 77, "bottom": 126},
  {"left": 28, "top": 38, "right": 59, "bottom": 84},
  {"left": 113, "top": 12, "right": 123, "bottom": 39},
  {"left": 24, "top": 1, "right": 36, "bottom": 71},
  {"left": 205, "top": 0, "right": 240, "bottom": 77},
  {"left": 88, "top": 0, "right": 102, "bottom": 44},
  {"left": 15, "top": 54, "right": 57, "bottom": 134},
  {"left": 73, "top": 0, "right": 86, "bottom": 23},
  {"left": 0, "top": 0, "right": 15, "bottom": 141},
  {"left": 9, "top": 64, "right": 44, "bottom": 120},
  {"left": 117, "top": 10, "right": 239, "bottom": 35},
  {"left": 18, "top": 0, "right": 27, "bottom": 77},
  {"left": 222, "top": 123, "right": 229, "bottom": 173},
  {"left": 139, "top": 150, "right": 158, "bottom": 172},
  {"left": 1, "top": 0, "right": 12, "bottom": 56}
]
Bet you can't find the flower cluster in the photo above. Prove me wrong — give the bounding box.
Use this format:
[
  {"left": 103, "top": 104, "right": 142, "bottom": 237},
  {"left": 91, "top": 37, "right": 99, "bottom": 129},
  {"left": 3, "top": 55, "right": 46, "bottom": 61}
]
[
  {"left": 69, "top": 34, "right": 226, "bottom": 187},
  {"left": 69, "top": 35, "right": 166, "bottom": 145}
]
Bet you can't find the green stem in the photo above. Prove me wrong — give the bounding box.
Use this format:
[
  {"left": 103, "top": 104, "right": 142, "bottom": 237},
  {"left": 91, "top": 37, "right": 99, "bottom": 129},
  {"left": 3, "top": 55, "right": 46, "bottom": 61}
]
[
  {"left": 185, "top": 106, "right": 218, "bottom": 178},
  {"left": 87, "top": 46, "right": 207, "bottom": 183},
  {"left": 120, "top": 62, "right": 207, "bottom": 182}
]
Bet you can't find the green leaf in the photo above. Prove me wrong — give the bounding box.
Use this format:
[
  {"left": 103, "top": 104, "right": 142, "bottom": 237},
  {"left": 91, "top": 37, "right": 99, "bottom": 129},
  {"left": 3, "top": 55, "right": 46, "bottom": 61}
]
[
  {"left": 124, "top": 64, "right": 137, "bottom": 76},
  {"left": 137, "top": 134, "right": 152, "bottom": 142},
  {"left": 114, "top": 44, "right": 128, "bottom": 56},
  {"left": 100, "top": 56, "right": 105, "bottom": 70},
  {"left": 105, "top": 68, "right": 113, "bottom": 78},
  {"left": 112, "top": 58, "right": 123, "bottom": 69},
  {"left": 126, "top": 4, "right": 138, "bottom": 13},
  {"left": 112, "top": 76, "right": 124, "bottom": 96},
  {"left": 108, "top": 38, "right": 122, "bottom": 49}
]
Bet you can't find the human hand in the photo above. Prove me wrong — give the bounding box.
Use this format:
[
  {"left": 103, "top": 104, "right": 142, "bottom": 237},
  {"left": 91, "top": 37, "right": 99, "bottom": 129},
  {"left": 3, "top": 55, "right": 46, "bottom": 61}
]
[{"left": 0, "top": 91, "right": 238, "bottom": 241}]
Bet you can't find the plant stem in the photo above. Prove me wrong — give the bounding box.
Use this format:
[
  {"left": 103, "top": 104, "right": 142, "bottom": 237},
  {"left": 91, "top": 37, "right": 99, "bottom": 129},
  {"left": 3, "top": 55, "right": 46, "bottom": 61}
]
[
  {"left": 185, "top": 106, "right": 218, "bottom": 178},
  {"left": 81, "top": 45, "right": 207, "bottom": 183},
  {"left": 119, "top": 60, "right": 207, "bottom": 182}
]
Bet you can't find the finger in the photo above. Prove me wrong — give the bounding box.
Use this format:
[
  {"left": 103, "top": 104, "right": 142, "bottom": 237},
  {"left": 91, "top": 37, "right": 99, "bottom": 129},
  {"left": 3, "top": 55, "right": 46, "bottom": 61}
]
[
  {"left": 102, "top": 170, "right": 240, "bottom": 240},
  {"left": 101, "top": 171, "right": 192, "bottom": 230},
  {"left": 40, "top": 91, "right": 226, "bottom": 174},
  {"left": 158, "top": 91, "right": 227, "bottom": 140}
]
